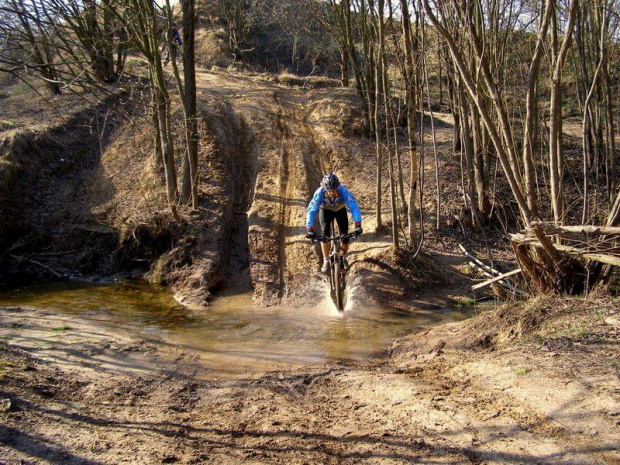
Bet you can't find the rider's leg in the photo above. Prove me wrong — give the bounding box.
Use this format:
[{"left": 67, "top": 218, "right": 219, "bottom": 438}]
[
  {"left": 321, "top": 241, "right": 330, "bottom": 261},
  {"left": 319, "top": 209, "right": 333, "bottom": 271}
]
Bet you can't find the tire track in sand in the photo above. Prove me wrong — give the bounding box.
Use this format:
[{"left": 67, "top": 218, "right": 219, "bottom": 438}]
[
  {"left": 247, "top": 84, "right": 356, "bottom": 306},
  {"left": 272, "top": 90, "right": 325, "bottom": 304},
  {"left": 273, "top": 91, "right": 289, "bottom": 300}
]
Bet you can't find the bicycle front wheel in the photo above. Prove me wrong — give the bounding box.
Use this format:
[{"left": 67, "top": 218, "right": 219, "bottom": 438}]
[{"left": 334, "top": 261, "right": 344, "bottom": 311}]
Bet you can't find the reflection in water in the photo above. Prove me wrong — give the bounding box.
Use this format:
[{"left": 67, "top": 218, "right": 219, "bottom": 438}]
[{"left": 0, "top": 281, "right": 475, "bottom": 379}]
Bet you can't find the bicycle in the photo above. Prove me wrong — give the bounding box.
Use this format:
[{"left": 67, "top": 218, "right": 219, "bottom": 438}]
[
  {"left": 163, "top": 41, "right": 181, "bottom": 66},
  {"left": 310, "top": 232, "right": 357, "bottom": 311}
]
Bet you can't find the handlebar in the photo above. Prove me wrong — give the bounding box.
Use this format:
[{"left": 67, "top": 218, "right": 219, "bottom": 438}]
[{"left": 309, "top": 232, "right": 358, "bottom": 244}]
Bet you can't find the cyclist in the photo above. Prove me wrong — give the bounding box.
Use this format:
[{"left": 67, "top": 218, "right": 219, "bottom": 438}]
[
  {"left": 171, "top": 23, "right": 182, "bottom": 46},
  {"left": 163, "top": 23, "right": 182, "bottom": 65},
  {"left": 306, "top": 172, "right": 363, "bottom": 273}
]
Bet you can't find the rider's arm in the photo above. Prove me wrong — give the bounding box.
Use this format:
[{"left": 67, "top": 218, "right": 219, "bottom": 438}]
[
  {"left": 339, "top": 185, "right": 362, "bottom": 223},
  {"left": 306, "top": 187, "right": 324, "bottom": 227}
]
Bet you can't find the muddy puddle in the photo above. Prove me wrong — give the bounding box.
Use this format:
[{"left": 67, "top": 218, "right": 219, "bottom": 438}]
[{"left": 0, "top": 281, "right": 476, "bottom": 379}]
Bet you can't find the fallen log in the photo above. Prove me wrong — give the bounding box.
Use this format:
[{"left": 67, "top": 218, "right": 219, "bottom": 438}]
[
  {"left": 459, "top": 244, "right": 500, "bottom": 276},
  {"left": 530, "top": 223, "right": 620, "bottom": 237},
  {"left": 510, "top": 237, "right": 620, "bottom": 267},
  {"left": 472, "top": 269, "right": 523, "bottom": 291},
  {"left": 459, "top": 244, "right": 524, "bottom": 296},
  {"left": 510, "top": 225, "right": 618, "bottom": 294},
  {"left": 9, "top": 254, "right": 64, "bottom": 278}
]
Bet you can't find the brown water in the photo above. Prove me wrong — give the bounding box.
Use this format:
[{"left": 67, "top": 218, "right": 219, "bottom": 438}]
[{"left": 0, "top": 280, "right": 476, "bottom": 378}]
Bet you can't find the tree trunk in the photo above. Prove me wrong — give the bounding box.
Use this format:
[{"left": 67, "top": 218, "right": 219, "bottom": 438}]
[
  {"left": 13, "top": 0, "right": 61, "bottom": 94},
  {"left": 603, "top": 62, "right": 615, "bottom": 200},
  {"left": 549, "top": 0, "right": 578, "bottom": 225},
  {"left": 180, "top": 0, "right": 199, "bottom": 210},
  {"left": 343, "top": 0, "right": 370, "bottom": 134},
  {"left": 471, "top": 107, "right": 491, "bottom": 215},
  {"left": 457, "top": 78, "right": 480, "bottom": 229},
  {"left": 154, "top": 68, "right": 179, "bottom": 212},
  {"left": 522, "top": 0, "right": 553, "bottom": 219},
  {"left": 380, "top": 0, "right": 399, "bottom": 249},
  {"left": 147, "top": 4, "right": 179, "bottom": 220},
  {"left": 446, "top": 63, "right": 461, "bottom": 155},
  {"left": 400, "top": 0, "right": 418, "bottom": 245},
  {"left": 372, "top": 0, "right": 382, "bottom": 231},
  {"left": 339, "top": 44, "right": 349, "bottom": 87},
  {"left": 151, "top": 86, "right": 163, "bottom": 174}
]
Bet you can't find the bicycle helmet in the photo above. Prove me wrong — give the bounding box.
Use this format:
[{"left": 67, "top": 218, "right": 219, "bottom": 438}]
[{"left": 321, "top": 172, "right": 340, "bottom": 190}]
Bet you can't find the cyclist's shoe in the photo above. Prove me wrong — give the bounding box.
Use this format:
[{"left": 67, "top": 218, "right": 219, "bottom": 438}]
[
  {"left": 321, "top": 261, "right": 329, "bottom": 273},
  {"left": 342, "top": 256, "right": 349, "bottom": 270}
]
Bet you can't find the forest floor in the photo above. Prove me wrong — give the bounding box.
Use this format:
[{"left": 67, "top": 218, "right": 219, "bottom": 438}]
[{"left": 1, "top": 69, "right": 619, "bottom": 463}]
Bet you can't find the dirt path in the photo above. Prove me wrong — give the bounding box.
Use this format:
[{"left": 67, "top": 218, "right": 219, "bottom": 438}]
[
  {"left": 193, "top": 70, "right": 401, "bottom": 308},
  {"left": 2, "top": 295, "right": 618, "bottom": 464}
]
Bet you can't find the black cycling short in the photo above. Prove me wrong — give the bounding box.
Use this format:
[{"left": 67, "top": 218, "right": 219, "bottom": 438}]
[{"left": 319, "top": 207, "right": 351, "bottom": 243}]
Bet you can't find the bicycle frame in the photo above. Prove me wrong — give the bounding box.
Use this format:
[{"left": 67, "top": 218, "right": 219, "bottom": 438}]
[
  {"left": 310, "top": 232, "right": 356, "bottom": 310},
  {"left": 320, "top": 234, "right": 350, "bottom": 267}
]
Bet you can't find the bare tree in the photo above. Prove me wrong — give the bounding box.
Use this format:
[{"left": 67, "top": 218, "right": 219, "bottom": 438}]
[
  {"left": 120, "top": 0, "right": 179, "bottom": 219},
  {"left": 399, "top": 0, "right": 420, "bottom": 245},
  {"left": 548, "top": 0, "right": 578, "bottom": 224},
  {"left": 422, "top": 0, "right": 540, "bottom": 226},
  {"left": 211, "top": 0, "right": 262, "bottom": 60},
  {"left": 166, "top": 0, "right": 199, "bottom": 209},
  {"left": 4, "top": 0, "right": 61, "bottom": 94}
]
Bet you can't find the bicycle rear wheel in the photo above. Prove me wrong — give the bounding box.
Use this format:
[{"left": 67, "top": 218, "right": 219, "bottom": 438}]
[{"left": 334, "top": 261, "right": 344, "bottom": 311}]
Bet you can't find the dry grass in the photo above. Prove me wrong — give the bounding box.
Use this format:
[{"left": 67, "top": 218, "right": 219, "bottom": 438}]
[
  {"left": 463, "top": 293, "right": 620, "bottom": 353},
  {"left": 0, "top": 82, "right": 95, "bottom": 132},
  {"left": 196, "top": 28, "right": 232, "bottom": 69},
  {"left": 273, "top": 72, "right": 342, "bottom": 89}
]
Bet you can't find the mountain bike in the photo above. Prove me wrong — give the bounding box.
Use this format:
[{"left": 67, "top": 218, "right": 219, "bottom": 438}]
[
  {"left": 310, "top": 232, "right": 357, "bottom": 311},
  {"left": 163, "top": 38, "right": 182, "bottom": 66}
]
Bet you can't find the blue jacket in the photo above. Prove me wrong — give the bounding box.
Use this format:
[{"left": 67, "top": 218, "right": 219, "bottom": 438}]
[
  {"left": 306, "top": 185, "right": 362, "bottom": 227},
  {"left": 172, "top": 29, "right": 182, "bottom": 45}
]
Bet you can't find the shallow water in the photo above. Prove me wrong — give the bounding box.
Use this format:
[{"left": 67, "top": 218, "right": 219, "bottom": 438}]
[{"left": 0, "top": 280, "right": 476, "bottom": 378}]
